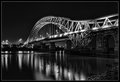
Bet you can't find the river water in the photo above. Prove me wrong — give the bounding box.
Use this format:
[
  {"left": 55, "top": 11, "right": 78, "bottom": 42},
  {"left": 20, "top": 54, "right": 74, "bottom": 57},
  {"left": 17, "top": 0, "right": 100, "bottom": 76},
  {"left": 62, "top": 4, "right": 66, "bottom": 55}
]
[{"left": 1, "top": 50, "right": 118, "bottom": 81}]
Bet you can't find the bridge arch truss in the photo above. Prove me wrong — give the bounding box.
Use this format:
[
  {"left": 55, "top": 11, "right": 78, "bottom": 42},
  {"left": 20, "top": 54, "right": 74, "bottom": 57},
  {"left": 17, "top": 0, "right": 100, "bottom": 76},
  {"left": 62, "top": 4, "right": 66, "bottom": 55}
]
[{"left": 25, "top": 14, "right": 119, "bottom": 48}]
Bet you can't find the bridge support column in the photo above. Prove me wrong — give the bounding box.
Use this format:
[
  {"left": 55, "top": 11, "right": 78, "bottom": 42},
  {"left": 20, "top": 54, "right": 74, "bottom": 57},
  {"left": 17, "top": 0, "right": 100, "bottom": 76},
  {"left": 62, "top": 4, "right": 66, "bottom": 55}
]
[
  {"left": 66, "top": 40, "right": 72, "bottom": 50},
  {"left": 114, "top": 33, "right": 118, "bottom": 54},
  {"left": 96, "top": 33, "right": 103, "bottom": 51},
  {"left": 41, "top": 43, "right": 46, "bottom": 49},
  {"left": 91, "top": 35, "right": 97, "bottom": 51},
  {"left": 49, "top": 42, "right": 55, "bottom": 50}
]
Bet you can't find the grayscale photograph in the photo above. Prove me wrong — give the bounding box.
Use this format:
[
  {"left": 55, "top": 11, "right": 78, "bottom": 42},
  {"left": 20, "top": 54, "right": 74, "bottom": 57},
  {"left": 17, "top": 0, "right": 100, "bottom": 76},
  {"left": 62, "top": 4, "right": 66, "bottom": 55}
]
[{"left": 1, "top": 1, "right": 119, "bottom": 81}]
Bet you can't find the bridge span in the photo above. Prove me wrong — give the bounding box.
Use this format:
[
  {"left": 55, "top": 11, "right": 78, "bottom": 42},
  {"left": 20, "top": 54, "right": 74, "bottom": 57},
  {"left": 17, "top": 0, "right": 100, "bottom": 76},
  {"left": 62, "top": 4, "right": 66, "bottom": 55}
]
[{"left": 23, "top": 14, "right": 118, "bottom": 54}]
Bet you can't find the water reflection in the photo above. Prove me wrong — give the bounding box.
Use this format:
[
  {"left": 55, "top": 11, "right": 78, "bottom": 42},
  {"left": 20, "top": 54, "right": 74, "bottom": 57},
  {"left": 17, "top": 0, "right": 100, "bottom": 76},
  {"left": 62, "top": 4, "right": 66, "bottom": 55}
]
[
  {"left": 80, "top": 72, "right": 86, "bottom": 80},
  {"left": 74, "top": 72, "right": 80, "bottom": 80},
  {"left": 1, "top": 55, "right": 4, "bottom": 67},
  {"left": 1, "top": 50, "right": 118, "bottom": 80},
  {"left": 32, "top": 51, "right": 89, "bottom": 80},
  {"left": 1, "top": 51, "right": 11, "bottom": 69},
  {"left": 18, "top": 54, "right": 23, "bottom": 69},
  {"left": 46, "top": 64, "right": 51, "bottom": 76},
  {"left": 5, "top": 54, "right": 8, "bottom": 68}
]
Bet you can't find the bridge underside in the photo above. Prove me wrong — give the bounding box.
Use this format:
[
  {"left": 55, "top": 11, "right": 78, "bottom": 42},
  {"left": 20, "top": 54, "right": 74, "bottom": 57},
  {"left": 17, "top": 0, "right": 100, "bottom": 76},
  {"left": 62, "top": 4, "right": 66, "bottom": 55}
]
[{"left": 26, "top": 26, "right": 118, "bottom": 56}]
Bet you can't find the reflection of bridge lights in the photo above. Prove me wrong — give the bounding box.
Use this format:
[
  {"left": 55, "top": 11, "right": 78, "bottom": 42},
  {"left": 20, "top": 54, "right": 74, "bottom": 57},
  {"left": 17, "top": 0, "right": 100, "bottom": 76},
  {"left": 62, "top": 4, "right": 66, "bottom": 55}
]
[
  {"left": 80, "top": 73, "right": 86, "bottom": 80},
  {"left": 27, "top": 54, "right": 30, "bottom": 65},
  {"left": 18, "top": 54, "right": 23, "bottom": 69},
  {"left": 34, "top": 56, "right": 38, "bottom": 70},
  {"left": 74, "top": 73, "right": 80, "bottom": 80},
  {"left": 64, "top": 68, "right": 68, "bottom": 78},
  {"left": 1, "top": 55, "right": 4, "bottom": 67},
  {"left": 68, "top": 70, "right": 73, "bottom": 80},
  {"left": 62, "top": 51, "right": 65, "bottom": 60},
  {"left": 5, "top": 55, "right": 8, "bottom": 69},
  {"left": 31, "top": 54, "right": 34, "bottom": 68},
  {"left": 54, "top": 64, "right": 59, "bottom": 80},
  {"left": 59, "top": 67, "right": 62, "bottom": 76},
  {"left": 46, "top": 64, "right": 51, "bottom": 76},
  {"left": 38, "top": 59, "right": 43, "bottom": 72}
]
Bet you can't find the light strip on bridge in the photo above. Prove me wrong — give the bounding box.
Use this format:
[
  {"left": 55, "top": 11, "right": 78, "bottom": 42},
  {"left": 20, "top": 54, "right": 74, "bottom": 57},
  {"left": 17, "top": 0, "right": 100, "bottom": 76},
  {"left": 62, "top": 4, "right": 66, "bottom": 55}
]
[
  {"left": 63, "top": 33, "right": 68, "bottom": 36},
  {"left": 92, "top": 27, "right": 99, "bottom": 30},
  {"left": 80, "top": 29, "right": 86, "bottom": 32},
  {"left": 102, "top": 25, "right": 111, "bottom": 29},
  {"left": 59, "top": 34, "right": 63, "bottom": 37},
  {"left": 43, "top": 38, "right": 69, "bottom": 43},
  {"left": 54, "top": 35, "right": 58, "bottom": 38}
]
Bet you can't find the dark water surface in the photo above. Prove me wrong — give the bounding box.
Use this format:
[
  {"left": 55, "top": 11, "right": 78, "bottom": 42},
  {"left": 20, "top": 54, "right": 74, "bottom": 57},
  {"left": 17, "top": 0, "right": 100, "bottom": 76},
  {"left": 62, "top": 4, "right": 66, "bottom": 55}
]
[{"left": 1, "top": 50, "right": 118, "bottom": 81}]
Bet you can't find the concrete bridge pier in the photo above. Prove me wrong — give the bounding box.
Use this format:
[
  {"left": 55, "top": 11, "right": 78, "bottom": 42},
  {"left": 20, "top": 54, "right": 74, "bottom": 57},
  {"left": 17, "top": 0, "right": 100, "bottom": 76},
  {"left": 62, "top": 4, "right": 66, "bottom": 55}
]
[
  {"left": 49, "top": 42, "right": 55, "bottom": 50},
  {"left": 91, "top": 35, "right": 97, "bottom": 51},
  {"left": 65, "top": 40, "right": 72, "bottom": 50},
  {"left": 41, "top": 43, "right": 46, "bottom": 49}
]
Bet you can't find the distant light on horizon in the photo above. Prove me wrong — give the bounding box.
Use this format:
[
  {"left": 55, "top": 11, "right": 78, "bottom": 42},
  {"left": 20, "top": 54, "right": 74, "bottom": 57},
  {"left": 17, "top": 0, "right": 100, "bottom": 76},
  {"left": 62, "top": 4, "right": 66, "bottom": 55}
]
[
  {"left": 1, "top": 40, "right": 9, "bottom": 44},
  {"left": 2, "top": 39, "right": 21, "bottom": 44}
]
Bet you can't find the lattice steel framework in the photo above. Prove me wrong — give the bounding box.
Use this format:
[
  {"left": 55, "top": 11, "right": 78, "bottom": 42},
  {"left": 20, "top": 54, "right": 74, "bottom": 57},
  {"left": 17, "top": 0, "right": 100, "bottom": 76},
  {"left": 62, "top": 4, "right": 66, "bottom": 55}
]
[{"left": 25, "top": 14, "right": 118, "bottom": 48}]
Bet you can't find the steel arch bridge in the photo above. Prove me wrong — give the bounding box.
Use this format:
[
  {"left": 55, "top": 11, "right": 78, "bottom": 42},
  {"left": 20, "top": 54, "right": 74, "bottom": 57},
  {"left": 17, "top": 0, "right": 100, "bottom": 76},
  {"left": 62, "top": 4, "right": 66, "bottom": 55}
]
[{"left": 25, "top": 14, "right": 118, "bottom": 48}]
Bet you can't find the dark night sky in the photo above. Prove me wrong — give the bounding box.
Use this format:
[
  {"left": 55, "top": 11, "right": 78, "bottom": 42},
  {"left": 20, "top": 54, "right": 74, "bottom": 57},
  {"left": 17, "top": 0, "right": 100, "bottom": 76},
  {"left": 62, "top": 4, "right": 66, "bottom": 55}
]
[{"left": 2, "top": 1, "right": 118, "bottom": 43}]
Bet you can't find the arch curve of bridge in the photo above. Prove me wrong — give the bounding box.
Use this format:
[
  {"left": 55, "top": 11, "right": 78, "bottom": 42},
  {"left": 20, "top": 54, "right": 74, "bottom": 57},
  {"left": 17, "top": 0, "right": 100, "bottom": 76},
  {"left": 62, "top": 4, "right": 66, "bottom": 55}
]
[
  {"left": 24, "top": 14, "right": 119, "bottom": 49},
  {"left": 26, "top": 16, "right": 92, "bottom": 47},
  {"left": 34, "top": 21, "right": 68, "bottom": 36},
  {"left": 28, "top": 16, "right": 71, "bottom": 42}
]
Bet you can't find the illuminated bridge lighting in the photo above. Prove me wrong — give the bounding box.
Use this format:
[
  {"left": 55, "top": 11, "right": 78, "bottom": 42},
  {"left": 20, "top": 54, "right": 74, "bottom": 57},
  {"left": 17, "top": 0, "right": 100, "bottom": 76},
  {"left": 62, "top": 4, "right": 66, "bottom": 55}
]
[
  {"left": 54, "top": 35, "right": 57, "bottom": 38},
  {"left": 23, "top": 14, "right": 118, "bottom": 48},
  {"left": 102, "top": 25, "right": 111, "bottom": 28},
  {"left": 92, "top": 27, "right": 99, "bottom": 30},
  {"left": 59, "top": 34, "right": 63, "bottom": 37},
  {"left": 63, "top": 33, "right": 68, "bottom": 36},
  {"left": 80, "top": 29, "right": 86, "bottom": 32}
]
